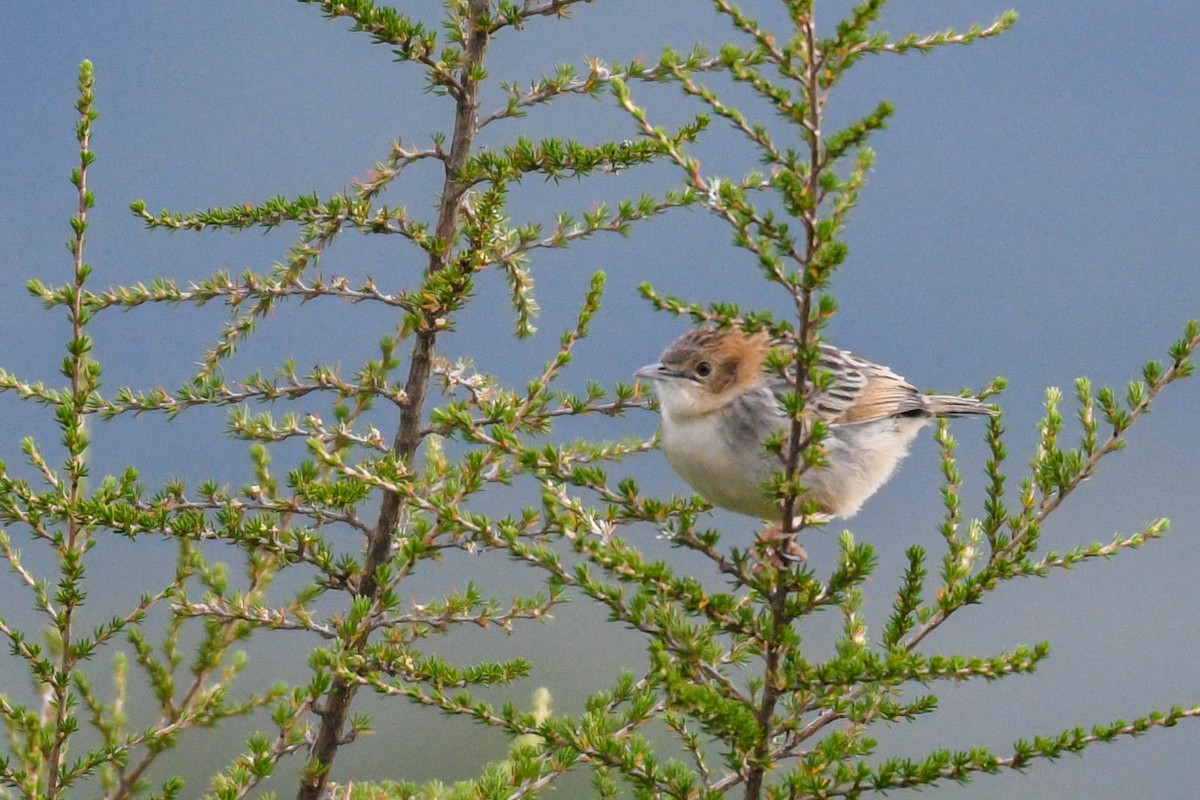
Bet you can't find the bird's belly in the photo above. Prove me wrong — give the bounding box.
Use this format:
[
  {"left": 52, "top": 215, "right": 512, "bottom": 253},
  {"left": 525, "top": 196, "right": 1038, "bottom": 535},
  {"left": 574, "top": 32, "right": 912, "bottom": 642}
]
[
  {"left": 661, "top": 415, "right": 778, "bottom": 518},
  {"left": 660, "top": 412, "right": 930, "bottom": 520}
]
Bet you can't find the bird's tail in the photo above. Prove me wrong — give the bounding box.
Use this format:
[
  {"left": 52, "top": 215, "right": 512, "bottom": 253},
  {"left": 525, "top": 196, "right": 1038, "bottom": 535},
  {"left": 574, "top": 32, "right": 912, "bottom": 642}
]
[{"left": 925, "top": 394, "right": 996, "bottom": 417}]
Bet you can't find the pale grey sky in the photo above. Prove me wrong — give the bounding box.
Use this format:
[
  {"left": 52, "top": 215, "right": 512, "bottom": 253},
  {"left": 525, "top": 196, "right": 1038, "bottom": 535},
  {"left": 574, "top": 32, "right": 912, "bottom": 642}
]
[{"left": 2, "top": 3, "right": 1198, "bottom": 797}]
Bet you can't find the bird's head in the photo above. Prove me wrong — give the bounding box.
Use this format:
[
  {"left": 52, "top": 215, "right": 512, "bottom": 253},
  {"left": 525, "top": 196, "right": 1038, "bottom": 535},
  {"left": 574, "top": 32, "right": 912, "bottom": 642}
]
[{"left": 634, "top": 327, "right": 771, "bottom": 420}]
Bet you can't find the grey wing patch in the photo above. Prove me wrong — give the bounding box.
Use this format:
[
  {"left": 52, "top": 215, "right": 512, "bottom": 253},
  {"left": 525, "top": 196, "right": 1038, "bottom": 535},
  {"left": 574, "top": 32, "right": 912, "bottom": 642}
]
[
  {"left": 728, "top": 382, "right": 788, "bottom": 431},
  {"left": 726, "top": 381, "right": 791, "bottom": 466}
]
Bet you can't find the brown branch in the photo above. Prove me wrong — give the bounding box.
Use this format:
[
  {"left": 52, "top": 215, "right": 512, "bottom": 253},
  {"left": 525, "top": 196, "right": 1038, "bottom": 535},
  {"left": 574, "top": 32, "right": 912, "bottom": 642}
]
[{"left": 295, "top": 2, "right": 492, "bottom": 797}]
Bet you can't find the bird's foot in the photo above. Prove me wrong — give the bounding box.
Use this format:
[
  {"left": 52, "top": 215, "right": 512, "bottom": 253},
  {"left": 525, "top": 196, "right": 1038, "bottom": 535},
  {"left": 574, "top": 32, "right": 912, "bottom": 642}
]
[{"left": 757, "top": 522, "right": 808, "bottom": 567}]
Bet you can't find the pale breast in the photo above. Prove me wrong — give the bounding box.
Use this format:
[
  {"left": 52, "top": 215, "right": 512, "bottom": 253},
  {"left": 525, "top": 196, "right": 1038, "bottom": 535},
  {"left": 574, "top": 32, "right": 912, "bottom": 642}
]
[{"left": 660, "top": 399, "right": 782, "bottom": 519}]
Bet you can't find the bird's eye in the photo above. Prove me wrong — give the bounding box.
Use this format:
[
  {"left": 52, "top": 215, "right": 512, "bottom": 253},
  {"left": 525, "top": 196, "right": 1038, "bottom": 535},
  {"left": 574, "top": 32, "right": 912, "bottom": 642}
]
[{"left": 695, "top": 361, "right": 712, "bottom": 378}]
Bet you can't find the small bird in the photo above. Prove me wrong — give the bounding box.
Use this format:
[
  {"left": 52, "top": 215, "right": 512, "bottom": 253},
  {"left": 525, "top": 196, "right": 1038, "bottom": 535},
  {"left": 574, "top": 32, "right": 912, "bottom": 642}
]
[{"left": 635, "top": 327, "right": 993, "bottom": 557}]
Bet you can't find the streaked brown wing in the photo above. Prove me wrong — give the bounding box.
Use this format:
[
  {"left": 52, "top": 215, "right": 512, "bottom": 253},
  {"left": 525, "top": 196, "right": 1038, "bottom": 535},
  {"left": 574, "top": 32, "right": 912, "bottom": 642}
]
[{"left": 767, "top": 344, "right": 927, "bottom": 424}]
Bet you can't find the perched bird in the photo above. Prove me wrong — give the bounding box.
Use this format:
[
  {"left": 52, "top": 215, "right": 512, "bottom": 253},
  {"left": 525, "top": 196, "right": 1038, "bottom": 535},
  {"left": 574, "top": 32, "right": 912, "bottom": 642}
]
[{"left": 635, "top": 327, "right": 993, "bottom": 556}]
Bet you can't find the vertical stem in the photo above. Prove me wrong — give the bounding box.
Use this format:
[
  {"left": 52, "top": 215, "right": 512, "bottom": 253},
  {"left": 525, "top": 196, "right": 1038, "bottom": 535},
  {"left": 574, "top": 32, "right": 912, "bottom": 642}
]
[
  {"left": 47, "top": 61, "right": 96, "bottom": 800},
  {"left": 295, "top": 4, "right": 491, "bottom": 798},
  {"left": 780, "top": 6, "right": 823, "bottom": 538},
  {"left": 742, "top": 589, "right": 789, "bottom": 800},
  {"left": 747, "top": 9, "right": 822, "bottom": 800}
]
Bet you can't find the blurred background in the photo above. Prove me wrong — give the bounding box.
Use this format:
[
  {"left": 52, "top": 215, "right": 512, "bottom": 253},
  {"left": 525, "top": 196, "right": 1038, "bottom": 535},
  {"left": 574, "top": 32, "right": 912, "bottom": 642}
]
[{"left": 2, "top": 2, "right": 1198, "bottom": 797}]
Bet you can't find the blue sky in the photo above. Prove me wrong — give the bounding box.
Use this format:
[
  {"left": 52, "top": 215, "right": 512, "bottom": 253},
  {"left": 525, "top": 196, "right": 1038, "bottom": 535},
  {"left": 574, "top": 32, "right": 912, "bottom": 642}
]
[{"left": 2, "top": 3, "right": 1198, "bottom": 797}]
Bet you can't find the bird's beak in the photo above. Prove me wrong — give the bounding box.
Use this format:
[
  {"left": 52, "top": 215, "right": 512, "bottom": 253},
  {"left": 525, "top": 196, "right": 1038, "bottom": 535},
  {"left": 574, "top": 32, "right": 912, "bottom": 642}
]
[{"left": 634, "top": 362, "right": 668, "bottom": 381}]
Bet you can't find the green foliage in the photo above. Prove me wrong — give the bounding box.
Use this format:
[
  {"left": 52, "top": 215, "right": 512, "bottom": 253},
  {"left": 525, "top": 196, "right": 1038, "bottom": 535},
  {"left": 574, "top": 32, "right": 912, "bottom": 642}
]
[
  {"left": 0, "top": 3, "right": 1196, "bottom": 800},
  {"left": 0, "top": 61, "right": 287, "bottom": 800}
]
